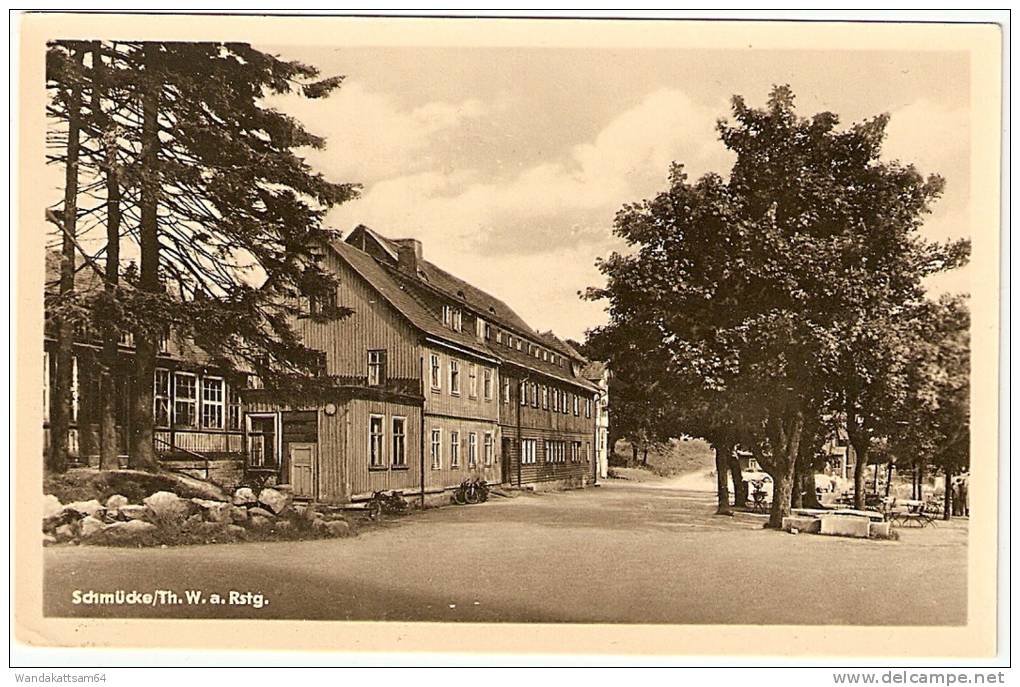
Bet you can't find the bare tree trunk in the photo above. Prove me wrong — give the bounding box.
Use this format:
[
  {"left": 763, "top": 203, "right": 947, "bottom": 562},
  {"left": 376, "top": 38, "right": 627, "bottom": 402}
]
[
  {"left": 728, "top": 453, "right": 746, "bottom": 508},
  {"left": 49, "top": 48, "right": 85, "bottom": 474},
  {"left": 943, "top": 465, "right": 953, "bottom": 521},
  {"left": 129, "top": 43, "right": 160, "bottom": 472},
  {"left": 642, "top": 446, "right": 648, "bottom": 465},
  {"left": 714, "top": 441, "right": 733, "bottom": 515},
  {"left": 851, "top": 439, "right": 869, "bottom": 510},
  {"left": 94, "top": 41, "right": 121, "bottom": 471},
  {"left": 767, "top": 410, "right": 805, "bottom": 529}
]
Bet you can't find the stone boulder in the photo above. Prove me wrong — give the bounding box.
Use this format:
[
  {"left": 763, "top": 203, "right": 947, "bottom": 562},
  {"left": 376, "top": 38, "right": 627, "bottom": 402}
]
[
  {"left": 226, "top": 524, "right": 247, "bottom": 539},
  {"left": 105, "top": 494, "right": 130, "bottom": 511},
  {"left": 101, "top": 519, "right": 158, "bottom": 542},
  {"left": 54, "top": 523, "right": 78, "bottom": 542},
  {"left": 248, "top": 506, "right": 276, "bottom": 520},
  {"left": 63, "top": 499, "right": 104, "bottom": 518},
  {"left": 191, "top": 498, "right": 232, "bottom": 524},
  {"left": 249, "top": 514, "right": 272, "bottom": 530},
  {"left": 143, "top": 491, "right": 193, "bottom": 525},
  {"left": 323, "top": 520, "right": 352, "bottom": 538},
  {"left": 118, "top": 505, "right": 148, "bottom": 521},
  {"left": 820, "top": 514, "right": 871, "bottom": 539},
  {"left": 43, "top": 494, "right": 63, "bottom": 519},
  {"left": 43, "top": 533, "right": 57, "bottom": 547},
  {"left": 257, "top": 488, "right": 291, "bottom": 515},
  {"left": 79, "top": 515, "right": 106, "bottom": 539},
  {"left": 230, "top": 506, "right": 249, "bottom": 523},
  {"left": 232, "top": 487, "right": 257, "bottom": 506}
]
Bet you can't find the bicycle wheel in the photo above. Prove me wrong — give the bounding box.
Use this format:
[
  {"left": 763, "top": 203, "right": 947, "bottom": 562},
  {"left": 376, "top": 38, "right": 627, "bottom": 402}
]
[
  {"left": 454, "top": 489, "right": 468, "bottom": 505},
  {"left": 465, "top": 488, "right": 480, "bottom": 505},
  {"left": 367, "top": 500, "right": 383, "bottom": 520}
]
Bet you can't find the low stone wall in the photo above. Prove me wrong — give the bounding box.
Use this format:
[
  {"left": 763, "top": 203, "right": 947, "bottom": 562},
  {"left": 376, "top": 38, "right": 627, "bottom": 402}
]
[{"left": 161, "top": 459, "right": 244, "bottom": 490}]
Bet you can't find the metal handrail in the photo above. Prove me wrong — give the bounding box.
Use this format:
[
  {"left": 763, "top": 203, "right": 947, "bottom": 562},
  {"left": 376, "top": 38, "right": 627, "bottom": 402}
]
[{"left": 154, "top": 435, "right": 211, "bottom": 481}]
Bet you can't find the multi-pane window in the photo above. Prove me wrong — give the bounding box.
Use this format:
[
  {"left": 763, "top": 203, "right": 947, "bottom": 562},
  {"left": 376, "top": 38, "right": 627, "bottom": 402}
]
[
  {"left": 227, "top": 383, "right": 242, "bottom": 431},
  {"left": 475, "top": 317, "right": 486, "bottom": 340},
  {"left": 468, "top": 363, "right": 478, "bottom": 398},
  {"left": 542, "top": 385, "right": 549, "bottom": 409},
  {"left": 571, "top": 442, "right": 581, "bottom": 463},
  {"left": 483, "top": 368, "right": 493, "bottom": 400},
  {"left": 430, "top": 353, "right": 441, "bottom": 390},
  {"left": 309, "top": 287, "right": 337, "bottom": 316},
  {"left": 531, "top": 382, "right": 539, "bottom": 408},
  {"left": 585, "top": 397, "right": 592, "bottom": 418},
  {"left": 519, "top": 381, "right": 527, "bottom": 406},
  {"left": 443, "top": 306, "right": 462, "bottom": 332},
  {"left": 521, "top": 438, "right": 537, "bottom": 464},
  {"left": 369, "top": 415, "right": 385, "bottom": 468},
  {"left": 468, "top": 432, "right": 478, "bottom": 467},
  {"left": 585, "top": 441, "right": 591, "bottom": 462},
  {"left": 153, "top": 369, "right": 171, "bottom": 427},
  {"left": 431, "top": 428, "right": 442, "bottom": 470},
  {"left": 450, "top": 431, "right": 461, "bottom": 468},
  {"left": 449, "top": 360, "right": 461, "bottom": 395},
  {"left": 200, "top": 377, "right": 224, "bottom": 429},
  {"left": 173, "top": 372, "right": 197, "bottom": 427},
  {"left": 573, "top": 394, "right": 580, "bottom": 416},
  {"left": 367, "top": 350, "right": 386, "bottom": 386},
  {"left": 484, "top": 432, "right": 494, "bottom": 466},
  {"left": 248, "top": 415, "right": 277, "bottom": 468},
  {"left": 503, "top": 378, "right": 511, "bottom": 404},
  {"left": 392, "top": 417, "right": 406, "bottom": 467}
]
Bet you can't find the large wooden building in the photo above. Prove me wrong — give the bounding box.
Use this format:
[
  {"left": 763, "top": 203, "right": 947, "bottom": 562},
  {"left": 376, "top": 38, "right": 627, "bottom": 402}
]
[
  {"left": 247, "top": 225, "right": 600, "bottom": 502},
  {"left": 43, "top": 227, "right": 601, "bottom": 502}
]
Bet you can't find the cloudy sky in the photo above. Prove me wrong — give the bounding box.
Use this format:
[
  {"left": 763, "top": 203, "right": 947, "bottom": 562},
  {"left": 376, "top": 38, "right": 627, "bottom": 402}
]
[{"left": 264, "top": 45, "right": 971, "bottom": 341}]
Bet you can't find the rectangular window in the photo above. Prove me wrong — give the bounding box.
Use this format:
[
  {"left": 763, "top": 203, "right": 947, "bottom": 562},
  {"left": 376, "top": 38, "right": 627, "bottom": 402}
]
[
  {"left": 453, "top": 309, "right": 462, "bottom": 332},
  {"left": 369, "top": 414, "right": 385, "bottom": 468},
  {"left": 573, "top": 394, "right": 580, "bottom": 416},
  {"left": 585, "top": 397, "right": 592, "bottom": 418},
  {"left": 496, "top": 330, "right": 503, "bottom": 345},
  {"left": 503, "top": 378, "right": 511, "bottom": 404},
  {"left": 483, "top": 368, "right": 493, "bottom": 400},
  {"left": 468, "top": 432, "right": 478, "bottom": 467},
  {"left": 201, "top": 377, "right": 224, "bottom": 429},
  {"left": 484, "top": 432, "right": 494, "bottom": 466},
  {"left": 468, "top": 363, "right": 478, "bottom": 398},
  {"left": 531, "top": 382, "right": 539, "bottom": 408},
  {"left": 431, "top": 428, "right": 442, "bottom": 470},
  {"left": 248, "top": 415, "right": 277, "bottom": 468},
  {"left": 519, "top": 381, "right": 527, "bottom": 406},
  {"left": 542, "top": 385, "right": 549, "bottom": 409},
  {"left": 521, "top": 438, "right": 537, "bottom": 465},
  {"left": 392, "top": 417, "right": 406, "bottom": 467},
  {"left": 173, "top": 372, "right": 197, "bottom": 427},
  {"left": 153, "top": 369, "right": 171, "bottom": 427},
  {"left": 572, "top": 442, "right": 580, "bottom": 463},
  {"left": 449, "top": 360, "right": 461, "bottom": 395},
  {"left": 227, "top": 383, "right": 242, "bottom": 431},
  {"left": 442, "top": 304, "right": 451, "bottom": 326},
  {"left": 367, "top": 350, "right": 386, "bottom": 386},
  {"left": 450, "top": 431, "right": 461, "bottom": 468},
  {"left": 475, "top": 317, "right": 485, "bottom": 340},
  {"left": 309, "top": 288, "right": 337, "bottom": 316},
  {"left": 544, "top": 440, "right": 551, "bottom": 464},
  {"left": 585, "top": 441, "right": 591, "bottom": 462},
  {"left": 430, "top": 353, "right": 441, "bottom": 390}
]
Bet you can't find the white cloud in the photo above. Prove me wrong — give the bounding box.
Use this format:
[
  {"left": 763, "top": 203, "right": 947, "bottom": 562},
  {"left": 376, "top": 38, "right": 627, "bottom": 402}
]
[{"left": 266, "top": 81, "right": 487, "bottom": 185}]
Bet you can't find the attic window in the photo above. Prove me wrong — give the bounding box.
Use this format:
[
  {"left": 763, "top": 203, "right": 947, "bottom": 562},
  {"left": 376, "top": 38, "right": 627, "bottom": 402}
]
[
  {"left": 457, "top": 289, "right": 465, "bottom": 299},
  {"left": 488, "top": 306, "right": 496, "bottom": 315}
]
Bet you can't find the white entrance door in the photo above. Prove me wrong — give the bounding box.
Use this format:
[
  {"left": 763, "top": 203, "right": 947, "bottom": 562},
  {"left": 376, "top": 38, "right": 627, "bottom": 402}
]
[{"left": 289, "top": 442, "right": 316, "bottom": 499}]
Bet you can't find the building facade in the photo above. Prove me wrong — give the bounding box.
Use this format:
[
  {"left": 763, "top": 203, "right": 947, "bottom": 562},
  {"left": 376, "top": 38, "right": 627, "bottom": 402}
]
[{"left": 42, "top": 227, "right": 601, "bottom": 502}]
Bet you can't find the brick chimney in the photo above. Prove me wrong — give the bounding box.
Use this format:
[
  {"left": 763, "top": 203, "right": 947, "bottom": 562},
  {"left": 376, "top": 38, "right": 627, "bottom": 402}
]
[{"left": 394, "top": 238, "right": 423, "bottom": 275}]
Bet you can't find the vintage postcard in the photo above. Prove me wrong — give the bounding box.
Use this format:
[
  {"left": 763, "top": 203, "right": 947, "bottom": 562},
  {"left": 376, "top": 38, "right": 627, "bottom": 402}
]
[{"left": 13, "top": 12, "right": 1003, "bottom": 661}]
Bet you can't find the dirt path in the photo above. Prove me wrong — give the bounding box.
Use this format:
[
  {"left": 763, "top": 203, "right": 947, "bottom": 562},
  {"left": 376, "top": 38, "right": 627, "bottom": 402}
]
[{"left": 43, "top": 479, "right": 968, "bottom": 625}]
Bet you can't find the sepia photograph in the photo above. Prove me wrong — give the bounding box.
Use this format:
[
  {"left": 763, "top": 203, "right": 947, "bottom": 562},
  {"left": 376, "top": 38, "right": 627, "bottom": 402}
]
[{"left": 11, "top": 10, "right": 1005, "bottom": 667}]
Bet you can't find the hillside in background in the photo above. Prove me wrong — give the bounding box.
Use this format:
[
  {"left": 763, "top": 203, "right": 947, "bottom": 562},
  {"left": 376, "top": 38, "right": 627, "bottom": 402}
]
[{"left": 612, "top": 437, "right": 716, "bottom": 477}]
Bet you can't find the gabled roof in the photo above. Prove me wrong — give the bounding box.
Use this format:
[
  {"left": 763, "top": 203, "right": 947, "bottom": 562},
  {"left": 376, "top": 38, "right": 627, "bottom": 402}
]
[
  {"left": 331, "top": 228, "right": 599, "bottom": 392},
  {"left": 327, "top": 238, "right": 496, "bottom": 361},
  {"left": 347, "top": 225, "right": 583, "bottom": 362}
]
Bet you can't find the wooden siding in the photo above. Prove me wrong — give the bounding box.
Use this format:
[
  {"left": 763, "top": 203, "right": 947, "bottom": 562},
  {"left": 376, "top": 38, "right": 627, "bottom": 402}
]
[
  {"left": 295, "top": 248, "right": 420, "bottom": 381},
  {"left": 342, "top": 398, "right": 422, "bottom": 500},
  {"left": 423, "top": 415, "right": 501, "bottom": 491},
  {"left": 502, "top": 427, "right": 594, "bottom": 486},
  {"left": 155, "top": 429, "right": 243, "bottom": 454},
  {"left": 498, "top": 371, "right": 597, "bottom": 486},
  {"left": 422, "top": 345, "right": 499, "bottom": 422}
]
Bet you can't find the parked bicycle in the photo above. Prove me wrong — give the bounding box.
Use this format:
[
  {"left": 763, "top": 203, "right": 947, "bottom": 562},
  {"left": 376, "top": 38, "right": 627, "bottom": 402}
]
[
  {"left": 453, "top": 478, "right": 490, "bottom": 505},
  {"left": 366, "top": 490, "right": 408, "bottom": 520}
]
